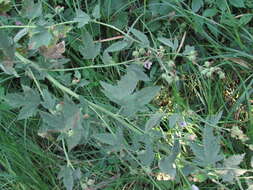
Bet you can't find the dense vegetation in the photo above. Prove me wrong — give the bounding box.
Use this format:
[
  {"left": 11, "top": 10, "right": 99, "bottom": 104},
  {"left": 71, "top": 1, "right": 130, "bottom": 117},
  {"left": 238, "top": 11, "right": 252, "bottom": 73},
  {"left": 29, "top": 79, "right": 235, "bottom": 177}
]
[{"left": 0, "top": 0, "right": 253, "bottom": 189}]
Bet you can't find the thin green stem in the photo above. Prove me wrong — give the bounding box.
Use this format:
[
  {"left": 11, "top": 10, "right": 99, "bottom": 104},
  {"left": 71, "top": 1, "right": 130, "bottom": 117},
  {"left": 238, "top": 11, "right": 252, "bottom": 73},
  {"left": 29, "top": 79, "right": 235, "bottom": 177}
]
[
  {"left": 62, "top": 139, "right": 74, "bottom": 169},
  {"left": 0, "top": 21, "right": 76, "bottom": 30},
  {"left": 15, "top": 52, "right": 143, "bottom": 135}
]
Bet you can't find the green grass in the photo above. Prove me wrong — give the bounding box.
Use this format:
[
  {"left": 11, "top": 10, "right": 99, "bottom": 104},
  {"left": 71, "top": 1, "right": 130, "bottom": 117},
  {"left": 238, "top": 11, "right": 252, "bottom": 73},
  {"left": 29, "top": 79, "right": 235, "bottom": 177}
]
[
  {"left": 0, "top": 117, "right": 59, "bottom": 189},
  {"left": 0, "top": 0, "right": 253, "bottom": 189}
]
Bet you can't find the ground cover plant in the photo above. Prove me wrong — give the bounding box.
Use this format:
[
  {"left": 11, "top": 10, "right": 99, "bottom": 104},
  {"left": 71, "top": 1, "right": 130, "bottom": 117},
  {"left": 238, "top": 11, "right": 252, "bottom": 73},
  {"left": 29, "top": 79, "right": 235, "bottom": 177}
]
[{"left": 0, "top": 0, "right": 253, "bottom": 189}]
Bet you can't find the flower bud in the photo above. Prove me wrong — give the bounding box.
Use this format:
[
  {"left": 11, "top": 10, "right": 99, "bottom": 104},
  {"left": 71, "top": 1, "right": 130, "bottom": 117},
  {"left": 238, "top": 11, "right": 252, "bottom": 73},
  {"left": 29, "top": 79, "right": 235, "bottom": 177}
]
[{"left": 132, "top": 51, "right": 139, "bottom": 57}]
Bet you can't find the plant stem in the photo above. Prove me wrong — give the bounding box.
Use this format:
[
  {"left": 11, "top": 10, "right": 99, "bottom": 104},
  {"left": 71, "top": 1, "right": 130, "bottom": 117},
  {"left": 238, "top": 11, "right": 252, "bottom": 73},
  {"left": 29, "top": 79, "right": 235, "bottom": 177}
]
[
  {"left": 62, "top": 139, "right": 74, "bottom": 170},
  {"left": 15, "top": 52, "right": 143, "bottom": 135}
]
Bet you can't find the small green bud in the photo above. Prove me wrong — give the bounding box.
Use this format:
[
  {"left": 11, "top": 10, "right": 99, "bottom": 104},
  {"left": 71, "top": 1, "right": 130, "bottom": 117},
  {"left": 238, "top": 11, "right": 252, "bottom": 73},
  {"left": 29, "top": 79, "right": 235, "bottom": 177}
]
[
  {"left": 132, "top": 50, "right": 139, "bottom": 57},
  {"left": 181, "top": 23, "right": 187, "bottom": 28},
  {"left": 174, "top": 75, "right": 179, "bottom": 81},
  {"left": 209, "top": 67, "right": 216, "bottom": 72},
  {"left": 204, "top": 61, "right": 211, "bottom": 67},
  {"left": 159, "top": 45, "right": 164, "bottom": 49},
  {"left": 87, "top": 179, "right": 95, "bottom": 186},
  {"left": 55, "top": 6, "right": 64, "bottom": 13},
  {"left": 218, "top": 72, "right": 225, "bottom": 79},
  {"left": 162, "top": 74, "right": 173, "bottom": 84},
  {"left": 139, "top": 48, "right": 146, "bottom": 55},
  {"left": 206, "top": 71, "right": 212, "bottom": 78},
  {"left": 167, "top": 60, "right": 175, "bottom": 67},
  {"left": 56, "top": 103, "right": 64, "bottom": 112},
  {"left": 188, "top": 52, "right": 196, "bottom": 61},
  {"left": 71, "top": 78, "right": 80, "bottom": 85},
  {"left": 67, "top": 129, "right": 73, "bottom": 137},
  {"left": 198, "top": 66, "right": 204, "bottom": 71},
  {"left": 200, "top": 68, "right": 209, "bottom": 75}
]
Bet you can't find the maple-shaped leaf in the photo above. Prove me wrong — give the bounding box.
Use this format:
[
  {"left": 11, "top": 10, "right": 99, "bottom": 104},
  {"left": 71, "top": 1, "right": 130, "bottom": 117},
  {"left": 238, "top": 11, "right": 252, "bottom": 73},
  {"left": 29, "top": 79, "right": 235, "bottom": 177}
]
[
  {"left": 145, "top": 112, "right": 164, "bottom": 132},
  {"left": 204, "top": 111, "right": 223, "bottom": 127},
  {"left": 41, "top": 89, "right": 56, "bottom": 110},
  {"left": 190, "top": 126, "right": 223, "bottom": 167},
  {"left": 40, "top": 98, "right": 84, "bottom": 151},
  {"left": 21, "top": 0, "right": 42, "bottom": 19},
  {"left": 120, "top": 86, "right": 161, "bottom": 116},
  {"left": 100, "top": 69, "right": 139, "bottom": 104},
  {"left": 93, "top": 129, "right": 125, "bottom": 153},
  {"left": 58, "top": 165, "right": 74, "bottom": 190},
  {"left": 79, "top": 31, "right": 101, "bottom": 59},
  {"left": 138, "top": 141, "right": 154, "bottom": 167},
  {"left": 5, "top": 87, "right": 41, "bottom": 120},
  {"left": 29, "top": 27, "right": 52, "bottom": 49},
  {"left": 74, "top": 9, "right": 90, "bottom": 28},
  {"left": 0, "top": 31, "right": 15, "bottom": 58},
  {"left": 159, "top": 139, "right": 180, "bottom": 179},
  {"left": 100, "top": 65, "right": 158, "bottom": 116},
  {"left": 217, "top": 154, "right": 247, "bottom": 182}
]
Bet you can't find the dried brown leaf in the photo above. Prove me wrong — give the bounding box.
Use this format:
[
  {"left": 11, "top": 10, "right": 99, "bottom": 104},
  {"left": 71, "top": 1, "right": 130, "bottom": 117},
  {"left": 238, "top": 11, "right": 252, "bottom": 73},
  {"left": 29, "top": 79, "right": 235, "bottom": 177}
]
[{"left": 39, "top": 41, "right": 65, "bottom": 59}]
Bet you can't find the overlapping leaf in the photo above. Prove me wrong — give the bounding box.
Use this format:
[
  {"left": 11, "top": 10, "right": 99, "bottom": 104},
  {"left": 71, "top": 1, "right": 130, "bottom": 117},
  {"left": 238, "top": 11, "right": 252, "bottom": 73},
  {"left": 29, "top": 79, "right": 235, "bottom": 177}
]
[
  {"left": 159, "top": 139, "right": 180, "bottom": 179},
  {"left": 74, "top": 9, "right": 90, "bottom": 28},
  {"left": 190, "top": 126, "right": 223, "bottom": 167},
  {"left": 145, "top": 112, "right": 164, "bottom": 132},
  {"left": 79, "top": 31, "right": 101, "bottom": 59},
  {"left": 40, "top": 98, "right": 84, "bottom": 150},
  {"left": 6, "top": 87, "right": 41, "bottom": 120},
  {"left": 100, "top": 65, "right": 160, "bottom": 116},
  {"left": 138, "top": 142, "right": 154, "bottom": 167},
  {"left": 218, "top": 154, "right": 246, "bottom": 182},
  {"left": 130, "top": 28, "right": 150, "bottom": 47},
  {"left": 29, "top": 27, "right": 52, "bottom": 49},
  {"left": 58, "top": 166, "right": 81, "bottom": 190},
  {"left": 21, "top": 0, "right": 42, "bottom": 19}
]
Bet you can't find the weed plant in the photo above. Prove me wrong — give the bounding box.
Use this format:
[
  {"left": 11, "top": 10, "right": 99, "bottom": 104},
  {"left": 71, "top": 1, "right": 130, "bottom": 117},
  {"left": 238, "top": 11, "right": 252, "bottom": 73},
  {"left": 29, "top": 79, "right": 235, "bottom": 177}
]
[{"left": 0, "top": 0, "right": 253, "bottom": 189}]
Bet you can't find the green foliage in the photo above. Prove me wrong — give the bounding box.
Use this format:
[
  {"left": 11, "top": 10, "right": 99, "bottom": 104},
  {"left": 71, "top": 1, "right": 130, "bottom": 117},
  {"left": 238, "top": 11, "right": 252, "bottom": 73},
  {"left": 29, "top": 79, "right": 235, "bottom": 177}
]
[
  {"left": 58, "top": 166, "right": 81, "bottom": 190},
  {"left": 191, "top": 0, "right": 204, "bottom": 12},
  {"left": 92, "top": 4, "right": 101, "bottom": 19},
  {"left": 6, "top": 87, "right": 41, "bottom": 120},
  {"left": 94, "top": 133, "right": 117, "bottom": 145},
  {"left": 105, "top": 40, "right": 129, "bottom": 52},
  {"left": 0, "top": 0, "right": 252, "bottom": 189},
  {"left": 229, "top": 0, "right": 245, "bottom": 8},
  {"left": 100, "top": 65, "right": 160, "bottom": 116},
  {"left": 21, "top": 0, "right": 42, "bottom": 19},
  {"left": 145, "top": 112, "right": 164, "bottom": 132},
  {"left": 40, "top": 97, "right": 84, "bottom": 151},
  {"left": 74, "top": 9, "right": 91, "bottom": 28},
  {"left": 219, "top": 154, "right": 247, "bottom": 182},
  {"left": 79, "top": 31, "right": 101, "bottom": 59},
  {"left": 159, "top": 139, "right": 180, "bottom": 179},
  {"left": 29, "top": 27, "right": 52, "bottom": 49},
  {"left": 0, "top": 31, "right": 17, "bottom": 76},
  {"left": 58, "top": 166, "right": 74, "bottom": 190},
  {"left": 130, "top": 28, "right": 150, "bottom": 47},
  {"left": 158, "top": 37, "right": 178, "bottom": 51},
  {"left": 0, "top": 0, "right": 11, "bottom": 13},
  {"left": 41, "top": 89, "right": 56, "bottom": 110},
  {"left": 190, "top": 126, "right": 223, "bottom": 167}
]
